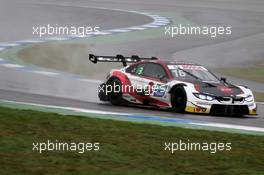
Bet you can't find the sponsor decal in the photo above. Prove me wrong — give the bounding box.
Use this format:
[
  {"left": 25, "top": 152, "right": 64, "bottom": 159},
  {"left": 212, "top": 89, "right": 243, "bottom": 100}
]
[
  {"left": 191, "top": 102, "right": 207, "bottom": 112},
  {"left": 217, "top": 86, "right": 233, "bottom": 94},
  {"left": 153, "top": 84, "right": 167, "bottom": 97},
  {"left": 195, "top": 107, "right": 207, "bottom": 113},
  {"left": 179, "top": 65, "right": 207, "bottom": 71},
  {"left": 167, "top": 65, "right": 179, "bottom": 69},
  {"left": 167, "top": 65, "right": 207, "bottom": 71}
]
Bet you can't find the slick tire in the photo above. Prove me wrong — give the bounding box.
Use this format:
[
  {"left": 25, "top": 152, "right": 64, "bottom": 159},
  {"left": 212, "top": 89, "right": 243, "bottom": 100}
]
[
  {"left": 98, "top": 83, "right": 109, "bottom": 101},
  {"left": 108, "top": 78, "right": 122, "bottom": 105},
  {"left": 171, "top": 86, "right": 187, "bottom": 113}
]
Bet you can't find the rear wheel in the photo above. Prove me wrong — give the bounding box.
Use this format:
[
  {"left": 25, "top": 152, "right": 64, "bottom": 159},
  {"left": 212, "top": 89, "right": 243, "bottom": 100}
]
[
  {"left": 108, "top": 78, "right": 122, "bottom": 105},
  {"left": 171, "top": 86, "right": 187, "bottom": 113}
]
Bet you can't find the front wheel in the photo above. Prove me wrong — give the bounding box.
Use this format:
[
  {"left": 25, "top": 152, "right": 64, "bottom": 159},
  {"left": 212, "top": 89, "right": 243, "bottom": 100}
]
[{"left": 171, "top": 86, "right": 187, "bottom": 113}]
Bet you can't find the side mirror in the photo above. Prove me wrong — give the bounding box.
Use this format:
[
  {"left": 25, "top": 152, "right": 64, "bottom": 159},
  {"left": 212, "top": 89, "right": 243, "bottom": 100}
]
[{"left": 220, "top": 77, "right": 226, "bottom": 83}]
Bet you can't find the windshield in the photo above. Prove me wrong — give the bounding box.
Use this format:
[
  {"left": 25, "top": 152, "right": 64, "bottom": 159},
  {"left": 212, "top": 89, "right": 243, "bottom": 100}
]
[{"left": 168, "top": 64, "right": 220, "bottom": 82}]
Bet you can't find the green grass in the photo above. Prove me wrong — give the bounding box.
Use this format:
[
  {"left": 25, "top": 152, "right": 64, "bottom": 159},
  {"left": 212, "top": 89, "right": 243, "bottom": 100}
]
[
  {"left": 217, "top": 63, "right": 264, "bottom": 84},
  {"left": 253, "top": 91, "right": 264, "bottom": 102},
  {"left": 0, "top": 107, "right": 264, "bottom": 175}
]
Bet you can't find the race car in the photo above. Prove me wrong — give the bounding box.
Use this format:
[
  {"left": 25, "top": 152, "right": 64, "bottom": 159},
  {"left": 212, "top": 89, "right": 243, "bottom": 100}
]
[{"left": 89, "top": 54, "right": 257, "bottom": 116}]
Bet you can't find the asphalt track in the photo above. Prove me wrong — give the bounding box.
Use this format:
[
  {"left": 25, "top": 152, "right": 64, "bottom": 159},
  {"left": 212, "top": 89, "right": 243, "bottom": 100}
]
[
  {"left": 1, "top": 89, "right": 264, "bottom": 128},
  {"left": 0, "top": 0, "right": 264, "bottom": 129}
]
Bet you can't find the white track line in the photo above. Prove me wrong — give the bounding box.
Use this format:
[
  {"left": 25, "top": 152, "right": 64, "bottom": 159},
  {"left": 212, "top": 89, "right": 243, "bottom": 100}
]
[
  {"left": 0, "top": 43, "right": 20, "bottom": 47},
  {"left": 44, "top": 37, "right": 69, "bottom": 41},
  {"left": 32, "top": 71, "right": 60, "bottom": 76},
  {"left": 17, "top": 40, "right": 45, "bottom": 44},
  {"left": 2, "top": 64, "right": 24, "bottom": 68},
  {"left": 78, "top": 78, "right": 102, "bottom": 83},
  {"left": 126, "top": 27, "right": 146, "bottom": 30},
  {"left": 192, "top": 122, "right": 264, "bottom": 132},
  {"left": 108, "top": 29, "right": 131, "bottom": 33}
]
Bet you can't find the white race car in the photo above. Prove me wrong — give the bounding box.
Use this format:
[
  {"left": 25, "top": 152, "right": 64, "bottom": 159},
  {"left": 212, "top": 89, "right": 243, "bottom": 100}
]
[{"left": 89, "top": 54, "right": 257, "bottom": 116}]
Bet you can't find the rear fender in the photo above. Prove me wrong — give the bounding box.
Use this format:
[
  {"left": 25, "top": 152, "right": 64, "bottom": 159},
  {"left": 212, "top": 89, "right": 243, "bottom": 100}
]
[{"left": 108, "top": 71, "right": 130, "bottom": 86}]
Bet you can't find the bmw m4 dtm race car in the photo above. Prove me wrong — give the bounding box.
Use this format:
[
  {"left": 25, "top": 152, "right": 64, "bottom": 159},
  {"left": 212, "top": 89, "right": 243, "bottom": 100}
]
[{"left": 89, "top": 54, "right": 257, "bottom": 116}]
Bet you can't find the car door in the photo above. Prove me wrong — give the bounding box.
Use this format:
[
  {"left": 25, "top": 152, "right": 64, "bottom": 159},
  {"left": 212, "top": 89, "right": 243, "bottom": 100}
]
[
  {"left": 141, "top": 63, "right": 169, "bottom": 99},
  {"left": 125, "top": 62, "right": 169, "bottom": 103}
]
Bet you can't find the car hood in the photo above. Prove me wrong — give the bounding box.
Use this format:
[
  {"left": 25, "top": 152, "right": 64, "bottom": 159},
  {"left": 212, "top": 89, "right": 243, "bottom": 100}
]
[{"left": 193, "top": 81, "right": 244, "bottom": 97}]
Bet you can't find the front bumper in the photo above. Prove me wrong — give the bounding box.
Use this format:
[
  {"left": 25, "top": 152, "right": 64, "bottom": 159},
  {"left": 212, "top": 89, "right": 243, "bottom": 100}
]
[{"left": 185, "top": 101, "right": 257, "bottom": 116}]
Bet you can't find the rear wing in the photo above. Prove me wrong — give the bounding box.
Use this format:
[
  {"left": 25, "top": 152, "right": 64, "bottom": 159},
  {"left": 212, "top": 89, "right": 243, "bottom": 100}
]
[{"left": 89, "top": 54, "right": 158, "bottom": 67}]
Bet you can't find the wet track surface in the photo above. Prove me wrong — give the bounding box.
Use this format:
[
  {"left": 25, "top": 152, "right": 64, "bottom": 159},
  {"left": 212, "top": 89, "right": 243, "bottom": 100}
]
[
  {"left": 1, "top": 89, "right": 263, "bottom": 128},
  {"left": 0, "top": 0, "right": 263, "bottom": 128}
]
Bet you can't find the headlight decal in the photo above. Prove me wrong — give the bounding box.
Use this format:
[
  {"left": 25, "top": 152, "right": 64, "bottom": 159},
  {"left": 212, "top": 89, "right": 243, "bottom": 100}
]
[
  {"left": 193, "top": 93, "right": 215, "bottom": 101},
  {"left": 245, "top": 95, "right": 253, "bottom": 102}
]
